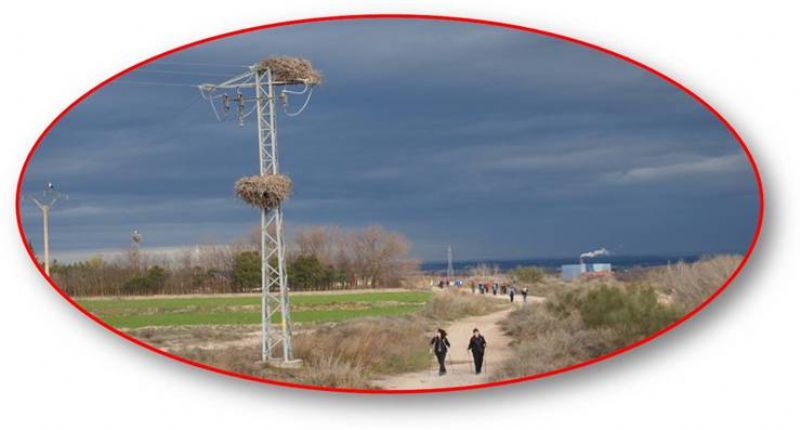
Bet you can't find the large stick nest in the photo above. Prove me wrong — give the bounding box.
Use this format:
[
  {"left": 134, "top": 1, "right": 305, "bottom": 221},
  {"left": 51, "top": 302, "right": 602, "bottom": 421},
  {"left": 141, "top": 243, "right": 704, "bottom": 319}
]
[
  {"left": 235, "top": 174, "right": 292, "bottom": 209},
  {"left": 258, "top": 57, "right": 322, "bottom": 86}
]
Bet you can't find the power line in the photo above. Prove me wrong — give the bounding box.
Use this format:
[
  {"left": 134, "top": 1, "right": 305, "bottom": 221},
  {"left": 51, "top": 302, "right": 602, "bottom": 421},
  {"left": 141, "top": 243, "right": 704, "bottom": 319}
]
[
  {"left": 157, "top": 61, "right": 250, "bottom": 68},
  {"left": 135, "top": 69, "right": 234, "bottom": 78},
  {"left": 114, "top": 80, "right": 198, "bottom": 88}
]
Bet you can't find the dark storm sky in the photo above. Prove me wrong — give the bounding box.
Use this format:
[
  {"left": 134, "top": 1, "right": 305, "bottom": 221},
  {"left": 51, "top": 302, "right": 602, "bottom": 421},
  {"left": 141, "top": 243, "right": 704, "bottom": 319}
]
[{"left": 19, "top": 19, "right": 760, "bottom": 262}]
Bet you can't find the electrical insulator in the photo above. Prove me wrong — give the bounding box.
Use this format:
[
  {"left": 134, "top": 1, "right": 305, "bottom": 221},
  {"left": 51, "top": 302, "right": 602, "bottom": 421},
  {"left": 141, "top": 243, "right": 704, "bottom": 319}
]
[{"left": 237, "top": 92, "right": 245, "bottom": 126}]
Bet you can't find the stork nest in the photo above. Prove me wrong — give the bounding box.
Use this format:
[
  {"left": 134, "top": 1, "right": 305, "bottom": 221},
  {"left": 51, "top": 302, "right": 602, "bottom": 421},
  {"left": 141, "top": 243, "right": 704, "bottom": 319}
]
[
  {"left": 258, "top": 57, "right": 322, "bottom": 85},
  {"left": 235, "top": 174, "right": 292, "bottom": 209}
]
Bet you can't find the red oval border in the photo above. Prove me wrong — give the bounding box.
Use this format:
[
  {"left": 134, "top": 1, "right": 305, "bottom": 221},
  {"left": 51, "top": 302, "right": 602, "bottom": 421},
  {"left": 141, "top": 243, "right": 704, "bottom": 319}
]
[{"left": 14, "top": 14, "right": 765, "bottom": 395}]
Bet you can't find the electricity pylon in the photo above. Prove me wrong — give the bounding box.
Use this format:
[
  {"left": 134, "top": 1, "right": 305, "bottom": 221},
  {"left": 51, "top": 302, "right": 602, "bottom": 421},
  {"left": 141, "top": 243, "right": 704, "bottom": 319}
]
[
  {"left": 447, "top": 245, "right": 455, "bottom": 281},
  {"left": 199, "top": 64, "right": 313, "bottom": 364},
  {"left": 24, "top": 184, "right": 67, "bottom": 276}
]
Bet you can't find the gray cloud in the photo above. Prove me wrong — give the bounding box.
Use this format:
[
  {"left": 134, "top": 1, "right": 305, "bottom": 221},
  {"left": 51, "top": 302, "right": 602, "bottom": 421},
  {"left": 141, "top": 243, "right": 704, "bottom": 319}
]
[{"left": 20, "top": 19, "right": 759, "bottom": 261}]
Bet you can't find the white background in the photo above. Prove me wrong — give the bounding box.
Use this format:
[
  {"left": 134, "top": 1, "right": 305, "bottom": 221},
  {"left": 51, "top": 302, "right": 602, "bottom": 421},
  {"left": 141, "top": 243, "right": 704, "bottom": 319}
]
[{"left": 1, "top": 1, "right": 797, "bottom": 428}]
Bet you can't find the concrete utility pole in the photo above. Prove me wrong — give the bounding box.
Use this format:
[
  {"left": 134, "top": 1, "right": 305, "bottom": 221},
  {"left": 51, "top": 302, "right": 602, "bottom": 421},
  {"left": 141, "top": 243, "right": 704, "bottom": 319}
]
[
  {"left": 25, "top": 184, "right": 67, "bottom": 276},
  {"left": 199, "top": 60, "right": 316, "bottom": 364}
]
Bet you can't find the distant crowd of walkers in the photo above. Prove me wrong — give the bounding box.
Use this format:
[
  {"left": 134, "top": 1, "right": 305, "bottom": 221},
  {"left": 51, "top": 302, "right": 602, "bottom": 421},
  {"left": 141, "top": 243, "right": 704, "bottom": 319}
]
[{"left": 438, "top": 278, "right": 529, "bottom": 304}]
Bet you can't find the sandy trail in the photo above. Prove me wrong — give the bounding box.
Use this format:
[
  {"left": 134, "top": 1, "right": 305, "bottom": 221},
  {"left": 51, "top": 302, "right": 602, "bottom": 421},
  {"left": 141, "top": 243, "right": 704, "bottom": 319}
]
[{"left": 373, "top": 305, "right": 517, "bottom": 390}]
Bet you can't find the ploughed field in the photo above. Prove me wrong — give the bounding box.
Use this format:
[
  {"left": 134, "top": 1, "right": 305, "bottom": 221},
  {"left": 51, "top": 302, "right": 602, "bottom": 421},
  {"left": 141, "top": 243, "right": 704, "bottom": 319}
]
[{"left": 78, "top": 290, "right": 431, "bottom": 329}]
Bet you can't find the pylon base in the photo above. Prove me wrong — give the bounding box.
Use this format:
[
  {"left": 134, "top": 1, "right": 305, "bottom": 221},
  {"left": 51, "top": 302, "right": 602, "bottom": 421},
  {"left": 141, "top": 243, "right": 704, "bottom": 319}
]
[{"left": 266, "top": 358, "right": 303, "bottom": 369}]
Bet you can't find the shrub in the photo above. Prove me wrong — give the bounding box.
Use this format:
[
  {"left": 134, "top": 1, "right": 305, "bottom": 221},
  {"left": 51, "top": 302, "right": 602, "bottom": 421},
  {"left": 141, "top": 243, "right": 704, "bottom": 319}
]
[
  {"left": 293, "top": 315, "right": 430, "bottom": 376},
  {"left": 645, "top": 254, "right": 742, "bottom": 310},
  {"left": 179, "top": 344, "right": 374, "bottom": 388},
  {"left": 576, "top": 284, "right": 681, "bottom": 341},
  {"left": 495, "top": 282, "right": 681, "bottom": 381},
  {"left": 417, "top": 290, "right": 503, "bottom": 320},
  {"left": 509, "top": 266, "right": 546, "bottom": 284}
]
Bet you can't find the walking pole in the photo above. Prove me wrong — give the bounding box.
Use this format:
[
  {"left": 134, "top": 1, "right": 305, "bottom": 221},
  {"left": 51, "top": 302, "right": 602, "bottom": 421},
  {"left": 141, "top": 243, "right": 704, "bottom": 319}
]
[{"left": 468, "top": 350, "right": 475, "bottom": 374}]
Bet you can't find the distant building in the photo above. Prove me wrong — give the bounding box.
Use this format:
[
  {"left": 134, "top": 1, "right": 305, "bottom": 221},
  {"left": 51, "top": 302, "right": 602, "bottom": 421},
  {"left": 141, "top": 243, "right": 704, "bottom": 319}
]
[{"left": 561, "top": 263, "right": 612, "bottom": 281}]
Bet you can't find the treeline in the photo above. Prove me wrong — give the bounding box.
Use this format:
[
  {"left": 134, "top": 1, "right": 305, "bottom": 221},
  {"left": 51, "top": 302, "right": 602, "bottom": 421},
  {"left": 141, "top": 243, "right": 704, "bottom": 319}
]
[{"left": 52, "top": 225, "right": 419, "bottom": 297}]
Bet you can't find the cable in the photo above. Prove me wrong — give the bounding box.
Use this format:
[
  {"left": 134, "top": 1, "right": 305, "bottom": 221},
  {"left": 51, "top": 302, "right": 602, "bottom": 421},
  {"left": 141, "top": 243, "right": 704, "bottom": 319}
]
[
  {"left": 200, "top": 87, "right": 222, "bottom": 121},
  {"left": 284, "top": 87, "right": 314, "bottom": 117},
  {"left": 135, "top": 69, "right": 233, "bottom": 78},
  {"left": 157, "top": 61, "right": 250, "bottom": 68},
  {"left": 114, "top": 80, "right": 197, "bottom": 88}
]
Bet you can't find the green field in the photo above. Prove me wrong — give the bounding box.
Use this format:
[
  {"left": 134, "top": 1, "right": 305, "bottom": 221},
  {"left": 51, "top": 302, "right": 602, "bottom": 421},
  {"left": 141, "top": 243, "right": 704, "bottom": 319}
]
[{"left": 78, "top": 290, "right": 432, "bottom": 329}]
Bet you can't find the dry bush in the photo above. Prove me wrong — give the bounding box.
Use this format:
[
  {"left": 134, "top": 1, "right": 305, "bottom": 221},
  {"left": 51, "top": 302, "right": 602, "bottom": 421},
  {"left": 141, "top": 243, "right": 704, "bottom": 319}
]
[
  {"left": 293, "top": 315, "right": 430, "bottom": 376},
  {"left": 509, "top": 266, "right": 546, "bottom": 284},
  {"left": 645, "top": 255, "right": 743, "bottom": 310},
  {"left": 467, "top": 263, "right": 501, "bottom": 277},
  {"left": 519, "top": 274, "right": 570, "bottom": 297},
  {"left": 299, "top": 355, "right": 371, "bottom": 388},
  {"left": 493, "top": 325, "right": 618, "bottom": 379},
  {"left": 494, "top": 282, "right": 680, "bottom": 381},
  {"left": 418, "top": 290, "right": 503, "bottom": 320},
  {"left": 181, "top": 347, "right": 269, "bottom": 377},
  {"left": 180, "top": 344, "right": 373, "bottom": 388},
  {"left": 494, "top": 304, "right": 619, "bottom": 380}
]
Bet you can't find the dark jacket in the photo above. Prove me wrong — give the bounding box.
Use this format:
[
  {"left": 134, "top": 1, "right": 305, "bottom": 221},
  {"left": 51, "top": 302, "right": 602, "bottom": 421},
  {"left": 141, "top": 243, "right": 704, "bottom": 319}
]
[
  {"left": 430, "top": 336, "right": 450, "bottom": 353},
  {"left": 468, "top": 335, "right": 487, "bottom": 353}
]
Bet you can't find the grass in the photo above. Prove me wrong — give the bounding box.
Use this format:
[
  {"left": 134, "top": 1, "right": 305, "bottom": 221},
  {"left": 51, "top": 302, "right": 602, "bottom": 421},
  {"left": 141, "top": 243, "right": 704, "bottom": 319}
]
[
  {"left": 171, "top": 290, "right": 506, "bottom": 389},
  {"left": 79, "top": 291, "right": 431, "bottom": 329}
]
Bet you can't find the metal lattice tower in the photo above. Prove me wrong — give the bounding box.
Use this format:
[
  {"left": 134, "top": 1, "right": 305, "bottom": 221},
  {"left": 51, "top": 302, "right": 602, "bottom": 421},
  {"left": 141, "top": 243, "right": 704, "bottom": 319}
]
[
  {"left": 24, "top": 183, "right": 67, "bottom": 276},
  {"left": 200, "top": 63, "right": 314, "bottom": 364},
  {"left": 130, "top": 229, "right": 143, "bottom": 271},
  {"left": 446, "top": 245, "right": 455, "bottom": 280}
]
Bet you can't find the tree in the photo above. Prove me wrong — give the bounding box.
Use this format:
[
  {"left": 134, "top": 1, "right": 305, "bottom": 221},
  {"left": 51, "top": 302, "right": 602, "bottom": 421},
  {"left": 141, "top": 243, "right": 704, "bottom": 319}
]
[
  {"left": 294, "top": 226, "right": 339, "bottom": 265},
  {"left": 122, "top": 265, "right": 167, "bottom": 295},
  {"left": 347, "top": 225, "right": 414, "bottom": 288},
  {"left": 288, "top": 254, "right": 336, "bottom": 290},
  {"left": 232, "top": 251, "right": 260, "bottom": 292}
]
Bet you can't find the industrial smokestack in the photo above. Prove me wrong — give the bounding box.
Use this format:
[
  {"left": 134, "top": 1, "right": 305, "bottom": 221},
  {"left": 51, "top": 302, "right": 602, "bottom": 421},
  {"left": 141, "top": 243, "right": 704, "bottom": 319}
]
[{"left": 579, "top": 247, "right": 609, "bottom": 263}]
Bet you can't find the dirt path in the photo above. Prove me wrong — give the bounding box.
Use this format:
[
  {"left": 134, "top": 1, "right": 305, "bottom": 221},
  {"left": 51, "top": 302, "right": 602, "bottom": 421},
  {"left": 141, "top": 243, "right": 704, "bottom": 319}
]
[{"left": 372, "top": 306, "right": 517, "bottom": 390}]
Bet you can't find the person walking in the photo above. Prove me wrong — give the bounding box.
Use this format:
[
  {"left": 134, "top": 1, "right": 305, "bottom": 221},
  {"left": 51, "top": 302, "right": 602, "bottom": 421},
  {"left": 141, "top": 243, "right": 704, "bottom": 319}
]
[
  {"left": 509, "top": 286, "right": 516, "bottom": 303},
  {"left": 492, "top": 283, "right": 498, "bottom": 296},
  {"left": 467, "top": 328, "right": 487, "bottom": 374},
  {"left": 522, "top": 287, "right": 528, "bottom": 304},
  {"left": 430, "top": 328, "right": 451, "bottom": 375}
]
